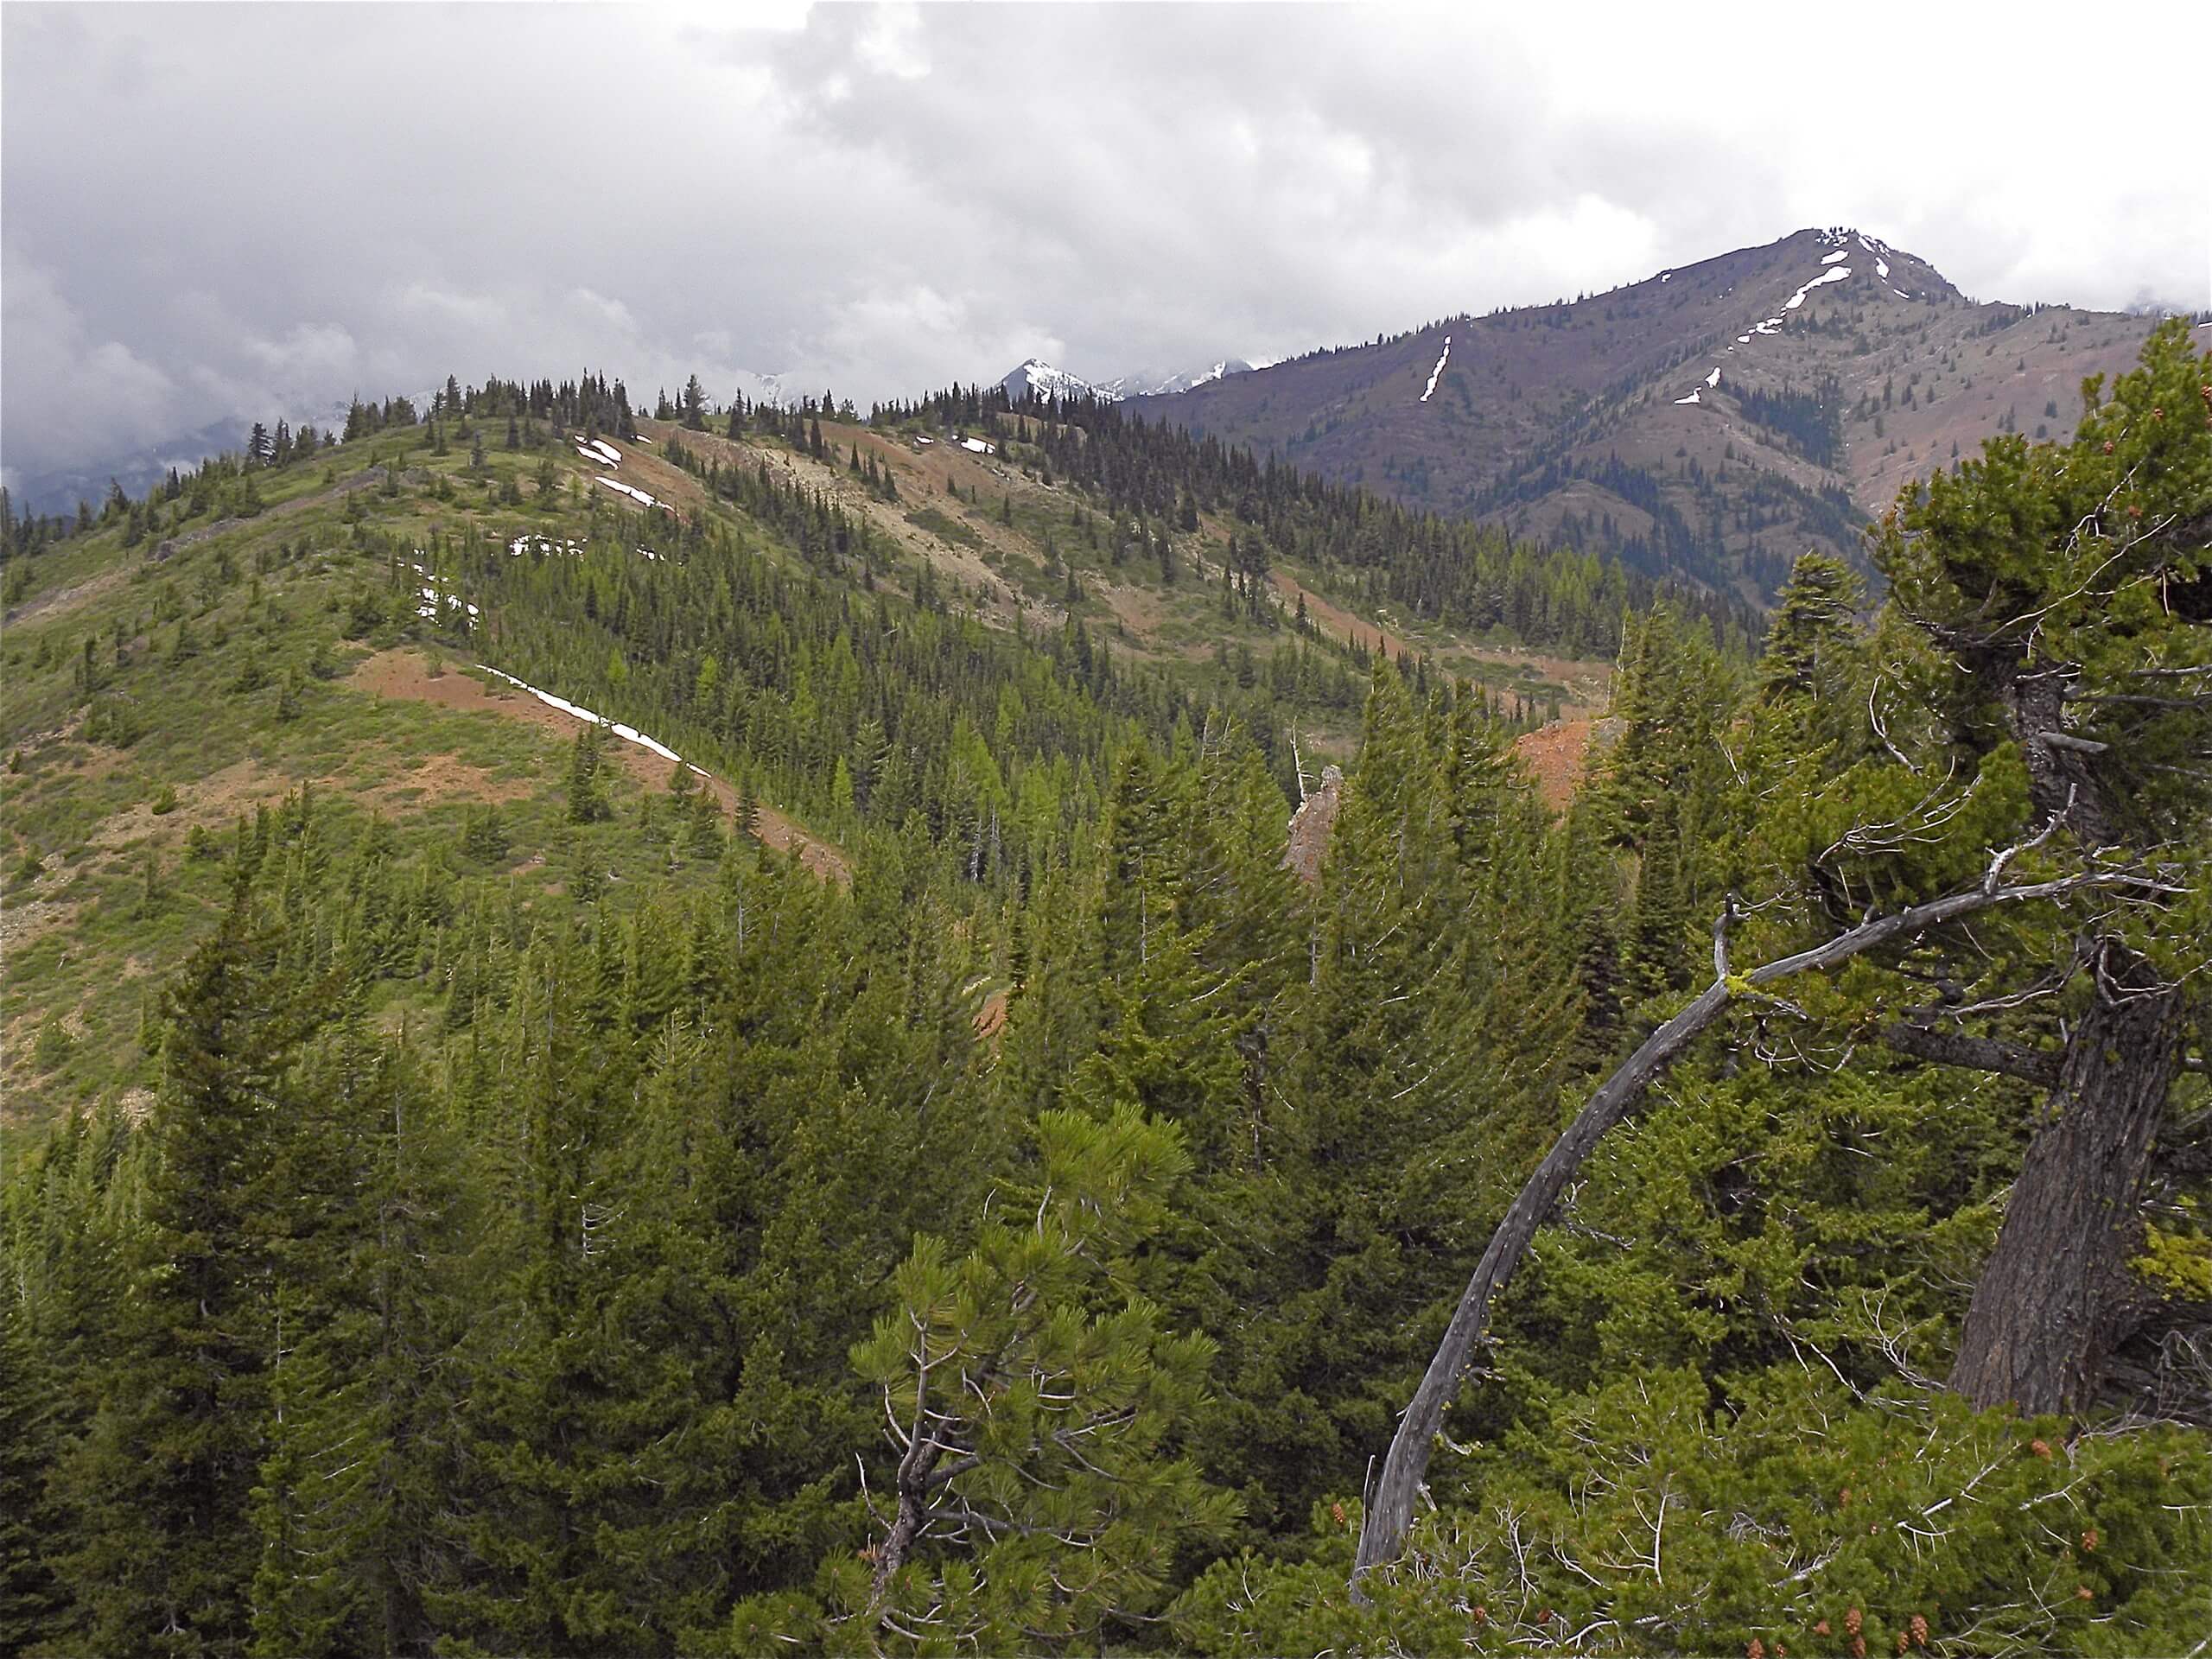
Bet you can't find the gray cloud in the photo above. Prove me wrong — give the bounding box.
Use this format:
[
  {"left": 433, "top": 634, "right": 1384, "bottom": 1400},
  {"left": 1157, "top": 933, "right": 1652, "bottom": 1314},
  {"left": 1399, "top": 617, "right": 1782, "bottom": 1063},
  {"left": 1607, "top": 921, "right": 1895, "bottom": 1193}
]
[{"left": 4, "top": 0, "right": 2206, "bottom": 488}]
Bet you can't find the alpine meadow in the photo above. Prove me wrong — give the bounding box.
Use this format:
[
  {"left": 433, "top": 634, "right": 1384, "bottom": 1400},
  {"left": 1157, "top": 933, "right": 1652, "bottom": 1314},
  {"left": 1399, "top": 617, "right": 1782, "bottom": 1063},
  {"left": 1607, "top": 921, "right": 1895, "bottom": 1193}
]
[{"left": 3, "top": 6, "right": 2209, "bottom": 1657}]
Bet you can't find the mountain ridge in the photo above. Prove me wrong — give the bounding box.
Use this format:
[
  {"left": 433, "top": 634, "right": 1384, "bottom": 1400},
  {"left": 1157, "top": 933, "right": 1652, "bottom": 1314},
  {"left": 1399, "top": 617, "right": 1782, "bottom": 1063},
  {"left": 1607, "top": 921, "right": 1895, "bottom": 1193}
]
[
  {"left": 999, "top": 356, "right": 1265, "bottom": 405},
  {"left": 1121, "top": 226, "right": 2170, "bottom": 602}
]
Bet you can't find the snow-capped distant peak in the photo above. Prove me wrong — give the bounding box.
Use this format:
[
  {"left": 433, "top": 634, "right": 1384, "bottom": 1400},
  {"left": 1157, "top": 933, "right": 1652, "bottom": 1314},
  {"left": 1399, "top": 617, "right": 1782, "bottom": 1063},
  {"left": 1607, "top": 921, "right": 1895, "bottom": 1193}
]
[
  {"left": 999, "top": 354, "right": 1270, "bottom": 405},
  {"left": 1001, "top": 359, "right": 1108, "bottom": 403},
  {"left": 1098, "top": 359, "right": 1262, "bottom": 398}
]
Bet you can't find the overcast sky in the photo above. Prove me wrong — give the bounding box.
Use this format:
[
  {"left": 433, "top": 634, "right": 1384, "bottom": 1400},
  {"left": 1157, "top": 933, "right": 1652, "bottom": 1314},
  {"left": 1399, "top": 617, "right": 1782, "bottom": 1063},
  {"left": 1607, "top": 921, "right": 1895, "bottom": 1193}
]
[{"left": 4, "top": 0, "right": 2207, "bottom": 487}]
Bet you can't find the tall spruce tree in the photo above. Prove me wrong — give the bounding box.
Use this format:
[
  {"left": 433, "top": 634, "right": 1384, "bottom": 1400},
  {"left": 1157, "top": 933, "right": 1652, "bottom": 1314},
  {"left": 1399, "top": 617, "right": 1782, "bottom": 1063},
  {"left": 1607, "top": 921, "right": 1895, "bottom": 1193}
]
[{"left": 52, "top": 879, "right": 329, "bottom": 1657}]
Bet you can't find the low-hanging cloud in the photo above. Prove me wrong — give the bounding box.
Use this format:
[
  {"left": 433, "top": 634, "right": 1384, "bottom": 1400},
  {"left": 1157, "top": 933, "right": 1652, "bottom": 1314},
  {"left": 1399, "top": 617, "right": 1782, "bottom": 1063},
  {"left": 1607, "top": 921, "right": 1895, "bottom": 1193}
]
[{"left": 3, "top": 0, "right": 2205, "bottom": 488}]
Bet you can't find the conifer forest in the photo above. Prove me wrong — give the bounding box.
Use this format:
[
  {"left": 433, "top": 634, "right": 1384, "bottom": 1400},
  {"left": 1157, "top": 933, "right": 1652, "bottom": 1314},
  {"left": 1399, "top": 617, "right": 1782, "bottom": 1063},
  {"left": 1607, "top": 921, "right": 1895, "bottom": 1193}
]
[{"left": 3, "top": 278, "right": 2209, "bottom": 1656}]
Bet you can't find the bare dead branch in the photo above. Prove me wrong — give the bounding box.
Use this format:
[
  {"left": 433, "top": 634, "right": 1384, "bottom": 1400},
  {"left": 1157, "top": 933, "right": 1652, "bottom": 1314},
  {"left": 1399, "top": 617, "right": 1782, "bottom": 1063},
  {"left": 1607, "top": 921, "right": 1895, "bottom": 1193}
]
[
  {"left": 1351, "top": 857, "right": 2185, "bottom": 1591},
  {"left": 1878, "top": 1022, "right": 2062, "bottom": 1088}
]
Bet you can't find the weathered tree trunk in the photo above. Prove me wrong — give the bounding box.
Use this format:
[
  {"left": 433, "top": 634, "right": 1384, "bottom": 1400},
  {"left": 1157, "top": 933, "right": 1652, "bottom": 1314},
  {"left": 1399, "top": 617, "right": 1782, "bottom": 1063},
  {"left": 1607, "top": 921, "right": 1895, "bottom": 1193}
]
[
  {"left": 1349, "top": 867, "right": 2178, "bottom": 1590},
  {"left": 1949, "top": 957, "right": 2183, "bottom": 1414}
]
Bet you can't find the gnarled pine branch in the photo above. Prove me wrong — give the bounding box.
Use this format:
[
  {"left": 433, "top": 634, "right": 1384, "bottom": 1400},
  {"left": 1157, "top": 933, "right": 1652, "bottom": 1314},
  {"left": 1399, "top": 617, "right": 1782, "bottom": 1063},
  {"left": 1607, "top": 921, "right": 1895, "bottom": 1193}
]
[{"left": 1351, "top": 857, "right": 2181, "bottom": 1591}]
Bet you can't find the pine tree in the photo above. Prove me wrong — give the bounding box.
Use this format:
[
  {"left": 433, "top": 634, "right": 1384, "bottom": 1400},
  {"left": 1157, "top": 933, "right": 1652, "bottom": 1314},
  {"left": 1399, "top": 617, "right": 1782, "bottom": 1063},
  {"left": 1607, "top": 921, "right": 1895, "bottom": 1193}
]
[
  {"left": 1757, "top": 550, "right": 1862, "bottom": 704},
  {"left": 565, "top": 724, "right": 611, "bottom": 823},
  {"left": 52, "top": 881, "right": 328, "bottom": 1657},
  {"left": 785, "top": 1107, "right": 1236, "bottom": 1651},
  {"left": 0, "top": 1294, "right": 67, "bottom": 1650}
]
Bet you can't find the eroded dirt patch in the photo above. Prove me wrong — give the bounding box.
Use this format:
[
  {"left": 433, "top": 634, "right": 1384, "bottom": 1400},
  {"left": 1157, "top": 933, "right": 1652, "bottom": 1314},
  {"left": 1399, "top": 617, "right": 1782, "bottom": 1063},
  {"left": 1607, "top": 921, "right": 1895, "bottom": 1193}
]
[
  {"left": 349, "top": 649, "right": 849, "bottom": 882},
  {"left": 4, "top": 567, "right": 129, "bottom": 628},
  {"left": 1511, "top": 715, "right": 1624, "bottom": 811}
]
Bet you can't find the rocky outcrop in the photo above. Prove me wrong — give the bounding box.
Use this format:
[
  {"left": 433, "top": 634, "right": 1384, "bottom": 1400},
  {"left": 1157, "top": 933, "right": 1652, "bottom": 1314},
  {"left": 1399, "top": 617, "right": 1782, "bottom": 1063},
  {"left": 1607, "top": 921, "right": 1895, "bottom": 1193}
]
[{"left": 1282, "top": 764, "right": 1343, "bottom": 887}]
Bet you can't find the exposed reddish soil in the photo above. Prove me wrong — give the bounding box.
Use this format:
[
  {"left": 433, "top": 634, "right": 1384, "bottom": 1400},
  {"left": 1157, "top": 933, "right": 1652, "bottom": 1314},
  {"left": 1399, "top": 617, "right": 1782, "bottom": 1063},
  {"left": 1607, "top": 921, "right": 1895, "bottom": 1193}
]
[
  {"left": 570, "top": 439, "right": 714, "bottom": 519},
  {"left": 1513, "top": 717, "right": 1605, "bottom": 812},
  {"left": 347, "top": 649, "right": 850, "bottom": 883},
  {"left": 1267, "top": 568, "right": 1411, "bottom": 659},
  {"left": 973, "top": 988, "right": 1008, "bottom": 1042}
]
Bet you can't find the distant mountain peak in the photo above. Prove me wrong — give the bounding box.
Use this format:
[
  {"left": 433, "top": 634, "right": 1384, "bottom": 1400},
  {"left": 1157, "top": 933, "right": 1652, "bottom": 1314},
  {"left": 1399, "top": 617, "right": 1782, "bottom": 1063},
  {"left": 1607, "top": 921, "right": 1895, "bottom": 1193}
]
[
  {"left": 1117, "top": 225, "right": 2154, "bottom": 605},
  {"left": 1000, "top": 359, "right": 1109, "bottom": 403},
  {"left": 999, "top": 356, "right": 1266, "bottom": 404},
  {"left": 1106, "top": 359, "right": 1261, "bottom": 397}
]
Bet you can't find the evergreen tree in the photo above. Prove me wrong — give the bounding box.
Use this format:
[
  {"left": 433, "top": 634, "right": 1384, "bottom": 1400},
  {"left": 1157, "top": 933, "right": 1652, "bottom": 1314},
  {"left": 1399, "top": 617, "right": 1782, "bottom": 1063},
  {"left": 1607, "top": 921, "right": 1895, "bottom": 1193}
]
[
  {"left": 565, "top": 724, "right": 611, "bottom": 823},
  {"left": 0, "top": 1294, "right": 66, "bottom": 1650},
  {"left": 740, "top": 1108, "right": 1236, "bottom": 1652},
  {"left": 52, "top": 882, "right": 328, "bottom": 1657}
]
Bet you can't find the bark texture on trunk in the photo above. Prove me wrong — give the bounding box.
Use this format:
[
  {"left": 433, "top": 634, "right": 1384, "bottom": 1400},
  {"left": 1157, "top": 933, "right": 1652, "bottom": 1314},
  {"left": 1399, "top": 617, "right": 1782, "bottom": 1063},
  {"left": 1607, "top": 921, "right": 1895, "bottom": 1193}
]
[{"left": 1948, "top": 963, "right": 2183, "bottom": 1414}]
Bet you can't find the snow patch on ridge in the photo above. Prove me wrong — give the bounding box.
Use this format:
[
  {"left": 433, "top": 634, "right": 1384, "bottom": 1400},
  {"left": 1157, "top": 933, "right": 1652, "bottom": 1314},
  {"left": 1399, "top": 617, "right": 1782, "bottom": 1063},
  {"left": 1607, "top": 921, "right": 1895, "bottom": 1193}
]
[
  {"left": 595, "top": 475, "right": 664, "bottom": 510},
  {"left": 409, "top": 558, "right": 479, "bottom": 625},
  {"left": 476, "top": 667, "right": 693, "bottom": 772},
  {"left": 1784, "top": 266, "right": 1850, "bottom": 309}
]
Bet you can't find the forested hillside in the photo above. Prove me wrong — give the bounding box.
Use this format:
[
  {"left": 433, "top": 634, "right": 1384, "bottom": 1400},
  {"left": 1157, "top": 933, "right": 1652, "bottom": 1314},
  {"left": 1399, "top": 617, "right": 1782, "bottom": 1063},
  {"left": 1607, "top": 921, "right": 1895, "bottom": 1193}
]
[
  {"left": 3, "top": 359, "right": 1702, "bottom": 1121},
  {"left": 2, "top": 326, "right": 2208, "bottom": 1657}
]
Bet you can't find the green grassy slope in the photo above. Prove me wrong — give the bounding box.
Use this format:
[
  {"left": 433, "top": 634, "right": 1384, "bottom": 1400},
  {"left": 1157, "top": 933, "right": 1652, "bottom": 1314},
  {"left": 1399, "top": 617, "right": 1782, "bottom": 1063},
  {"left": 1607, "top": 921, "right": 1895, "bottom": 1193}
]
[{"left": 3, "top": 403, "right": 1609, "bottom": 1122}]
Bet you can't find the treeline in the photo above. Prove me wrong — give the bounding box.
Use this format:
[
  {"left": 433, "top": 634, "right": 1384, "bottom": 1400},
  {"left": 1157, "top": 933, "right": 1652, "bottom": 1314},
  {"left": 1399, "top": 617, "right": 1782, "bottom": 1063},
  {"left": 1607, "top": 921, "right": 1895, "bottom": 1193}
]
[
  {"left": 881, "top": 382, "right": 1758, "bottom": 658},
  {"left": 346, "top": 371, "right": 640, "bottom": 442},
  {"left": 0, "top": 369, "right": 643, "bottom": 580}
]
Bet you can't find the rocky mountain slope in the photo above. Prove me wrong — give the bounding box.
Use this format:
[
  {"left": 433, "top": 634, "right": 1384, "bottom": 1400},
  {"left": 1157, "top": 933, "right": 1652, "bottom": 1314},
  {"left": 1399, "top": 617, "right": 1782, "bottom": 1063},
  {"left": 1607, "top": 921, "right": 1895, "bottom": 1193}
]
[{"left": 1125, "top": 228, "right": 2171, "bottom": 602}]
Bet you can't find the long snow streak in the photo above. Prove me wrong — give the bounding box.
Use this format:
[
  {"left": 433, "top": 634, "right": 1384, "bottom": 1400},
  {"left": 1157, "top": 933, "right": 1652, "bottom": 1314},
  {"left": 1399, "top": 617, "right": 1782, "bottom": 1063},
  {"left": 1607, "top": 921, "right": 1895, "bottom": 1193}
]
[
  {"left": 1783, "top": 265, "right": 1849, "bottom": 309},
  {"left": 595, "top": 475, "right": 664, "bottom": 509},
  {"left": 476, "top": 667, "right": 689, "bottom": 769},
  {"left": 1420, "top": 335, "right": 1452, "bottom": 404}
]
